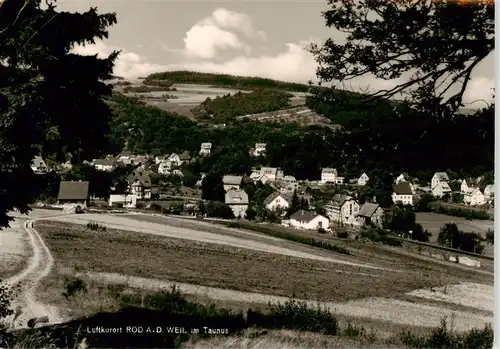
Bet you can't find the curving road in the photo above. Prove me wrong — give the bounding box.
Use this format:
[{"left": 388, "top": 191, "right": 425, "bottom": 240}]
[{"left": 2, "top": 212, "right": 66, "bottom": 329}]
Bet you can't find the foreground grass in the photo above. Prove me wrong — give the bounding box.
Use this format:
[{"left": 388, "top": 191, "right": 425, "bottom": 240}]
[{"left": 2, "top": 276, "right": 493, "bottom": 349}]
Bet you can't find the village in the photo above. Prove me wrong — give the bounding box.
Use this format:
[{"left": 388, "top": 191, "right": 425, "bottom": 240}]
[{"left": 30, "top": 141, "right": 494, "bottom": 235}]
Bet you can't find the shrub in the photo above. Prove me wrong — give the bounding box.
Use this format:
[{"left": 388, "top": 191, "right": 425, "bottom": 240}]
[
  {"left": 262, "top": 300, "right": 339, "bottom": 335},
  {"left": 86, "top": 221, "right": 106, "bottom": 232},
  {"left": 336, "top": 231, "right": 349, "bottom": 239},
  {"left": 62, "top": 278, "right": 88, "bottom": 299},
  {"left": 435, "top": 205, "right": 489, "bottom": 220},
  {"left": 111, "top": 202, "right": 123, "bottom": 209},
  {"left": 343, "top": 321, "right": 366, "bottom": 338},
  {"left": 317, "top": 227, "right": 326, "bottom": 234},
  {"left": 485, "top": 229, "right": 494, "bottom": 245},
  {"left": 149, "top": 203, "right": 162, "bottom": 212},
  {"left": 361, "top": 228, "right": 402, "bottom": 246},
  {"left": 399, "top": 317, "right": 493, "bottom": 349}
]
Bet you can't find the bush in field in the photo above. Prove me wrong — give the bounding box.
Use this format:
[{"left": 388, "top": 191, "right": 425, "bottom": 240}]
[
  {"left": 336, "top": 231, "right": 349, "bottom": 238},
  {"left": 62, "top": 277, "right": 88, "bottom": 299},
  {"left": 400, "top": 317, "right": 493, "bottom": 349},
  {"left": 485, "top": 229, "right": 494, "bottom": 245},
  {"left": 435, "top": 205, "right": 489, "bottom": 220},
  {"left": 437, "top": 223, "right": 485, "bottom": 253},
  {"left": 361, "top": 228, "right": 402, "bottom": 246},
  {"left": 86, "top": 221, "right": 106, "bottom": 232}
]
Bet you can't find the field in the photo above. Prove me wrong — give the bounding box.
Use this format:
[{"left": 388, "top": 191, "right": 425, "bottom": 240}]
[
  {"left": 415, "top": 212, "right": 494, "bottom": 257},
  {"left": 33, "top": 213, "right": 493, "bottom": 333}
]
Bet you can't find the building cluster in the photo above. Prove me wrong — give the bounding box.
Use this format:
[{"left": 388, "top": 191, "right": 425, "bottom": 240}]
[{"left": 32, "top": 140, "right": 494, "bottom": 232}]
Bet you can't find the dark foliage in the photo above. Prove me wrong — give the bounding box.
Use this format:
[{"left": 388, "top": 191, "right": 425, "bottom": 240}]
[
  {"left": 0, "top": 0, "right": 118, "bottom": 227},
  {"left": 437, "top": 223, "right": 485, "bottom": 253},
  {"left": 309, "top": 0, "right": 494, "bottom": 116},
  {"left": 144, "top": 71, "right": 312, "bottom": 92},
  {"left": 192, "top": 89, "right": 292, "bottom": 124}
]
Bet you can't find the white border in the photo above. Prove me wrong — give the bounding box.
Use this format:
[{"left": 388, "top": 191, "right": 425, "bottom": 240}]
[{"left": 494, "top": 1, "right": 500, "bottom": 348}]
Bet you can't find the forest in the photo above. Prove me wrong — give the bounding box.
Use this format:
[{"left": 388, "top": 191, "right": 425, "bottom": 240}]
[
  {"left": 143, "top": 70, "right": 313, "bottom": 92},
  {"left": 192, "top": 89, "right": 293, "bottom": 124}
]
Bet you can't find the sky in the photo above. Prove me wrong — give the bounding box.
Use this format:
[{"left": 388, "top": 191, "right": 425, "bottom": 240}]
[{"left": 60, "top": 0, "right": 494, "bottom": 106}]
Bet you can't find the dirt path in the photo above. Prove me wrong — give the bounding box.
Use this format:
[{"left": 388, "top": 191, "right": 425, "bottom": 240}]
[
  {"left": 2, "top": 213, "right": 66, "bottom": 329},
  {"left": 48, "top": 214, "right": 392, "bottom": 272}
]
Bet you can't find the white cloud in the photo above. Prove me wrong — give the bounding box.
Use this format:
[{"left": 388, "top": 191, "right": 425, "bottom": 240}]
[
  {"left": 211, "top": 8, "right": 267, "bottom": 40},
  {"left": 183, "top": 24, "right": 244, "bottom": 59},
  {"left": 182, "top": 8, "right": 267, "bottom": 60},
  {"left": 72, "top": 41, "right": 169, "bottom": 78}
]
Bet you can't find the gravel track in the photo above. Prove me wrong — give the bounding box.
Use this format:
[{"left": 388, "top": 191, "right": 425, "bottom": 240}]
[
  {"left": 48, "top": 214, "right": 390, "bottom": 271},
  {"left": 82, "top": 271, "right": 492, "bottom": 332},
  {"left": 2, "top": 210, "right": 67, "bottom": 329}
]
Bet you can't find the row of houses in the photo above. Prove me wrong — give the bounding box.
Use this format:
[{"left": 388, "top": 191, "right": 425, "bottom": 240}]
[{"left": 431, "top": 172, "right": 494, "bottom": 206}]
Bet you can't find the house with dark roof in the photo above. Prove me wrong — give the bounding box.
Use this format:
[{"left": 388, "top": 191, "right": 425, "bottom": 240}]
[
  {"left": 392, "top": 182, "right": 414, "bottom": 206},
  {"left": 127, "top": 169, "right": 152, "bottom": 200},
  {"left": 288, "top": 210, "right": 329, "bottom": 230},
  {"left": 460, "top": 178, "right": 478, "bottom": 194},
  {"left": 325, "top": 194, "right": 359, "bottom": 226},
  {"left": 224, "top": 189, "right": 249, "bottom": 218},
  {"left": 355, "top": 203, "right": 385, "bottom": 227},
  {"left": 431, "top": 172, "right": 449, "bottom": 189},
  {"left": 222, "top": 175, "right": 243, "bottom": 192},
  {"left": 57, "top": 181, "right": 90, "bottom": 207},
  {"left": 264, "top": 192, "right": 293, "bottom": 212}
]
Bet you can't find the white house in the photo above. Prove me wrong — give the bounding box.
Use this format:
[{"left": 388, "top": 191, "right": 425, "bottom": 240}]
[
  {"left": 395, "top": 173, "right": 409, "bottom": 184},
  {"left": 289, "top": 210, "right": 329, "bottom": 230},
  {"left": 463, "top": 188, "right": 486, "bottom": 206},
  {"left": 158, "top": 161, "right": 171, "bottom": 175},
  {"left": 320, "top": 168, "right": 338, "bottom": 184},
  {"left": 355, "top": 203, "right": 385, "bottom": 227},
  {"left": 484, "top": 184, "right": 494, "bottom": 202},
  {"left": 260, "top": 167, "right": 279, "bottom": 182},
  {"left": 108, "top": 194, "right": 137, "bottom": 208},
  {"left": 31, "top": 156, "right": 48, "bottom": 174},
  {"left": 252, "top": 143, "right": 267, "bottom": 157},
  {"left": 325, "top": 194, "right": 360, "bottom": 226},
  {"left": 392, "top": 182, "right": 414, "bottom": 206},
  {"left": 432, "top": 182, "right": 452, "bottom": 198},
  {"left": 93, "top": 158, "right": 115, "bottom": 172},
  {"left": 461, "top": 178, "right": 477, "bottom": 194},
  {"left": 263, "top": 192, "right": 292, "bottom": 212},
  {"left": 223, "top": 175, "right": 243, "bottom": 192},
  {"left": 167, "top": 153, "right": 182, "bottom": 167},
  {"left": 116, "top": 152, "right": 135, "bottom": 165},
  {"left": 127, "top": 170, "right": 152, "bottom": 200},
  {"left": 199, "top": 142, "right": 212, "bottom": 156},
  {"left": 225, "top": 189, "right": 249, "bottom": 218},
  {"left": 431, "top": 172, "right": 449, "bottom": 190},
  {"left": 279, "top": 176, "right": 299, "bottom": 194},
  {"left": 357, "top": 172, "right": 370, "bottom": 186},
  {"left": 155, "top": 155, "right": 167, "bottom": 165}
]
